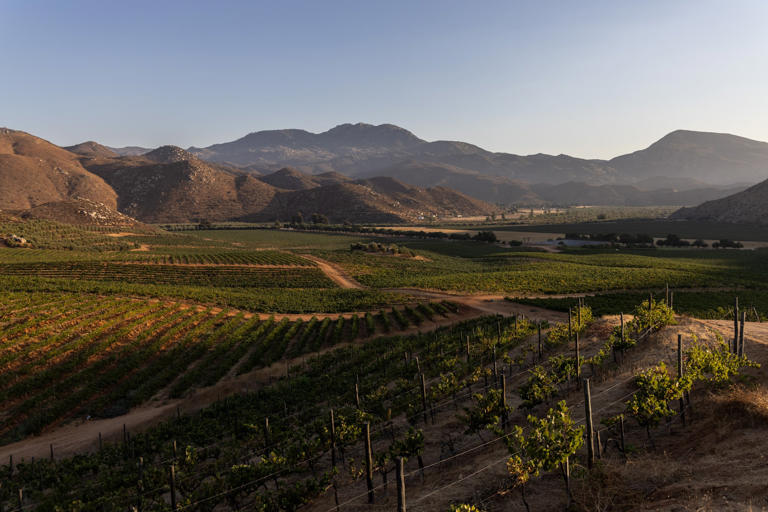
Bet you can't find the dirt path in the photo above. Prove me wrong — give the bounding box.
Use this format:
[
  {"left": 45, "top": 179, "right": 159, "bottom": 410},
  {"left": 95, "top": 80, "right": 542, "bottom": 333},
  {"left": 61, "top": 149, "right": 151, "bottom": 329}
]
[{"left": 300, "top": 254, "right": 364, "bottom": 289}]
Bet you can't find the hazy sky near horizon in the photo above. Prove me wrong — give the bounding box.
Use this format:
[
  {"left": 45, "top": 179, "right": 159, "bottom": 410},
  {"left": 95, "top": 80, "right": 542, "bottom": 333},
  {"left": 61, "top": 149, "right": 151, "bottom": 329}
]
[{"left": 2, "top": 0, "right": 767, "bottom": 158}]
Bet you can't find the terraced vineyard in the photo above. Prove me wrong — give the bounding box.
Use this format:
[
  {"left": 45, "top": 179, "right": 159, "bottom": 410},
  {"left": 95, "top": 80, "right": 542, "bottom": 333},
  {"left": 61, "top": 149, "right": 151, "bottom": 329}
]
[{"left": 0, "top": 292, "right": 459, "bottom": 444}]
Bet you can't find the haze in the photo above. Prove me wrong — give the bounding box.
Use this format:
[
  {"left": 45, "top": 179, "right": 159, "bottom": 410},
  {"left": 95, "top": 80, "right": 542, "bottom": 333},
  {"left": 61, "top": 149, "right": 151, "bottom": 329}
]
[{"left": 2, "top": 0, "right": 767, "bottom": 158}]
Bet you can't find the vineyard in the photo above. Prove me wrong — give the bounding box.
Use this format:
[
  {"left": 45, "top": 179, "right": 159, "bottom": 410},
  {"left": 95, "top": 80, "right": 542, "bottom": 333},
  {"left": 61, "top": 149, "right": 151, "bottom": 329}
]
[
  {"left": 1, "top": 226, "right": 768, "bottom": 510},
  {"left": 309, "top": 241, "right": 768, "bottom": 294},
  {"left": 0, "top": 291, "right": 459, "bottom": 445},
  {"left": 1, "top": 293, "right": 759, "bottom": 511}
]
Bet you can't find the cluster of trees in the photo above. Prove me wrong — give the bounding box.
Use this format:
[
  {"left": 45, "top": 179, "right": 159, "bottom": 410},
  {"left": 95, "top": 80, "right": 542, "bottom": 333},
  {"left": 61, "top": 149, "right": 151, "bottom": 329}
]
[
  {"left": 289, "top": 212, "right": 329, "bottom": 226},
  {"left": 350, "top": 242, "right": 415, "bottom": 257},
  {"left": 565, "top": 232, "right": 745, "bottom": 249},
  {"left": 565, "top": 233, "right": 654, "bottom": 246}
]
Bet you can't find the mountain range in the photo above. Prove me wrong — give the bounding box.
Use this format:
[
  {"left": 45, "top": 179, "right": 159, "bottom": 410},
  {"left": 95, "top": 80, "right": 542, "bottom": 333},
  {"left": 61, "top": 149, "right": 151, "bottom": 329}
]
[
  {"left": 2, "top": 123, "right": 768, "bottom": 224},
  {"left": 108, "top": 123, "right": 767, "bottom": 206},
  {"left": 0, "top": 128, "right": 494, "bottom": 224}
]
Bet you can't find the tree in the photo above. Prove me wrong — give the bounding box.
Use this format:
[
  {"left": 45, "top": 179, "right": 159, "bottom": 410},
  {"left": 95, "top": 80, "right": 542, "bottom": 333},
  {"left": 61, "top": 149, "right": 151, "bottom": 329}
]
[
  {"left": 473, "top": 231, "right": 497, "bottom": 243},
  {"left": 311, "top": 213, "right": 329, "bottom": 224}
]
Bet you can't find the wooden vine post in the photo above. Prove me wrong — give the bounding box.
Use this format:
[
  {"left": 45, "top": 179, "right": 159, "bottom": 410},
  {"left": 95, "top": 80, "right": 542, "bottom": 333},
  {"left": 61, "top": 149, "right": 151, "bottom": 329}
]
[
  {"left": 364, "top": 422, "right": 374, "bottom": 503},
  {"left": 420, "top": 373, "right": 429, "bottom": 424},
  {"left": 734, "top": 296, "right": 740, "bottom": 354},
  {"left": 501, "top": 373, "right": 508, "bottom": 429},
  {"left": 583, "top": 378, "right": 594, "bottom": 469},
  {"left": 677, "top": 334, "right": 686, "bottom": 427},
  {"left": 465, "top": 335, "right": 470, "bottom": 362},
  {"left": 329, "top": 409, "right": 337, "bottom": 468},
  {"left": 169, "top": 464, "right": 177, "bottom": 510},
  {"left": 619, "top": 414, "right": 626, "bottom": 455},
  {"left": 739, "top": 310, "right": 746, "bottom": 357},
  {"left": 575, "top": 331, "right": 581, "bottom": 383},
  {"left": 396, "top": 456, "right": 406, "bottom": 512},
  {"left": 568, "top": 308, "right": 572, "bottom": 340},
  {"left": 355, "top": 382, "right": 361, "bottom": 409},
  {"left": 537, "top": 322, "right": 542, "bottom": 360}
]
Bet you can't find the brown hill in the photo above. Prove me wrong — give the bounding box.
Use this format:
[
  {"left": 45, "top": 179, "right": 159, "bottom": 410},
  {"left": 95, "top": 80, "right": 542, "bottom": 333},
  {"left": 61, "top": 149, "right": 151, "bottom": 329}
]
[
  {"left": 0, "top": 128, "right": 117, "bottom": 210},
  {"left": 670, "top": 177, "right": 768, "bottom": 224},
  {"left": 64, "top": 141, "right": 119, "bottom": 158},
  {"left": 258, "top": 167, "right": 324, "bottom": 191},
  {"left": 84, "top": 156, "right": 278, "bottom": 223},
  {"left": 249, "top": 176, "right": 496, "bottom": 223},
  {"left": 257, "top": 167, "right": 352, "bottom": 191}
]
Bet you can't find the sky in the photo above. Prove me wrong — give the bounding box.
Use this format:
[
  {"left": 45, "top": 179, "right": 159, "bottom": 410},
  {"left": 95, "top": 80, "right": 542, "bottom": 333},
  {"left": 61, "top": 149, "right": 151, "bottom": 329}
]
[{"left": 1, "top": 0, "right": 768, "bottom": 158}]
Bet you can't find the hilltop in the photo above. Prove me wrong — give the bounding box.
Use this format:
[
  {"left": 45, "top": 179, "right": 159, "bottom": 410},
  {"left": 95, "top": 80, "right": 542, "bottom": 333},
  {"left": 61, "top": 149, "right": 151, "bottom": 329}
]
[{"left": 0, "top": 128, "right": 117, "bottom": 210}]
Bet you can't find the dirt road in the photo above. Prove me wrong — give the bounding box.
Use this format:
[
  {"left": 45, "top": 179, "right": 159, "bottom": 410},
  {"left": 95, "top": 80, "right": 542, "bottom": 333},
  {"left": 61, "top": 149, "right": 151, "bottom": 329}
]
[{"left": 300, "top": 254, "right": 364, "bottom": 289}]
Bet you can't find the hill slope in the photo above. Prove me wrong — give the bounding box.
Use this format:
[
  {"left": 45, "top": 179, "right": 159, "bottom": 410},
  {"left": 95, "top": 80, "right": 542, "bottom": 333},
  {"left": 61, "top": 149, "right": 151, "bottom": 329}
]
[
  {"left": 0, "top": 128, "right": 117, "bottom": 210},
  {"left": 671, "top": 178, "right": 768, "bottom": 224},
  {"left": 610, "top": 129, "right": 768, "bottom": 185}
]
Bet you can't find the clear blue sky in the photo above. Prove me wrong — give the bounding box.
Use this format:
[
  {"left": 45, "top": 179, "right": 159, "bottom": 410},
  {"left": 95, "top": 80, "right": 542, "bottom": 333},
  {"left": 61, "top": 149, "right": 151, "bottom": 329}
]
[{"left": 2, "top": 0, "right": 767, "bottom": 158}]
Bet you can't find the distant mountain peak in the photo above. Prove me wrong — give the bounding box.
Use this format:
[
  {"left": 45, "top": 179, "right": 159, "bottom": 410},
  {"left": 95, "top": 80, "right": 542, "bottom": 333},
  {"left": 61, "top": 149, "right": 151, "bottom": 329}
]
[{"left": 64, "top": 141, "right": 118, "bottom": 158}]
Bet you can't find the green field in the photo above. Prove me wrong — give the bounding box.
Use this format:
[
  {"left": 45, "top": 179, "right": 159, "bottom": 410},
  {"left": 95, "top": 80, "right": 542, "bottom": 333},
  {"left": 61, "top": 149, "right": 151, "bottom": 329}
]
[
  {"left": 316, "top": 241, "right": 768, "bottom": 294},
  {"left": 496, "top": 219, "right": 768, "bottom": 241}
]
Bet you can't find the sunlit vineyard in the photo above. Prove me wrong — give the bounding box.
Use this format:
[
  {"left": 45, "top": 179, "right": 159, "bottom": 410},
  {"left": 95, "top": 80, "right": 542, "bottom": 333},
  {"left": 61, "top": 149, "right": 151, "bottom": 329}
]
[{"left": 0, "top": 291, "right": 459, "bottom": 444}]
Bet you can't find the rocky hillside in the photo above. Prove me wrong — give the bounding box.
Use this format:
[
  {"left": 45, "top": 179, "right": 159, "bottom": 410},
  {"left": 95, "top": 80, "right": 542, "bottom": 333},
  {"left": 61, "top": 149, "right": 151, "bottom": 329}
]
[
  {"left": 671, "top": 178, "right": 768, "bottom": 224},
  {"left": 18, "top": 198, "right": 148, "bottom": 229},
  {"left": 0, "top": 128, "right": 117, "bottom": 210}
]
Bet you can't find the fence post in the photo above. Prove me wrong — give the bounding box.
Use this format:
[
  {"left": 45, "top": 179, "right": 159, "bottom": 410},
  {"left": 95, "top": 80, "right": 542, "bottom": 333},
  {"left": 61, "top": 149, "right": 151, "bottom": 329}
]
[
  {"left": 264, "top": 417, "right": 271, "bottom": 447},
  {"left": 365, "top": 423, "right": 374, "bottom": 503},
  {"left": 568, "top": 308, "right": 572, "bottom": 340},
  {"left": 670, "top": 290, "right": 674, "bottom": 310},
  {"left": 583, "top": 378, "right": 594, "bottom": 469},
  {"left": 396, "top": 456, "right": 406, "bottom": 512},
  {"left": 18, "top": 489, "right": 23, "bottom": 509}
]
